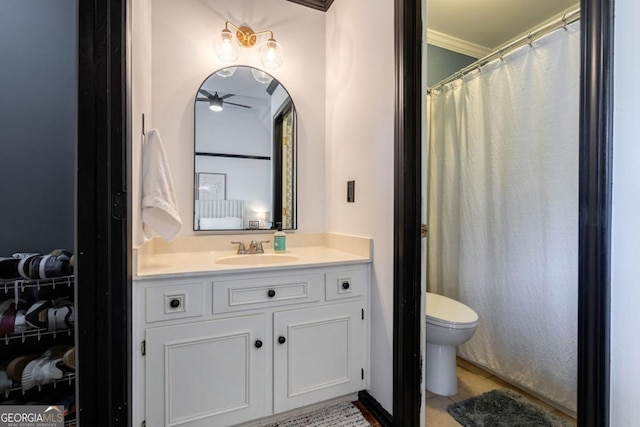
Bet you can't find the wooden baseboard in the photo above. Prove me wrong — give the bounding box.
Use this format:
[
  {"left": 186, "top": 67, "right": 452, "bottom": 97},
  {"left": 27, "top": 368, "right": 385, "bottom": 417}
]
[{"left": 358, "top": 390, "right": 393, "bottom": 427}]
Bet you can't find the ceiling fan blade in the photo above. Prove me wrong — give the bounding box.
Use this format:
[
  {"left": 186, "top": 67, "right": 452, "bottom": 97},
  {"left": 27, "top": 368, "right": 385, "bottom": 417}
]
[
  {"left": 220, "top": 93, "right": 234, "bottom": 100},
  {"left": 224, "top": 101, "right": 251, "bottom": 109},
  {"left": 196, "top": 98, "right": 209, "bottom": 102},
  {"left": 198, "top": 89, "right": 215, "bottom": 100}
]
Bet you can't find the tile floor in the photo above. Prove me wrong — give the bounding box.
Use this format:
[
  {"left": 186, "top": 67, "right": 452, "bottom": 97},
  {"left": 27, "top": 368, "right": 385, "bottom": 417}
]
[{"left": 425, "top": 358, "right": 577, "bottom": 426}]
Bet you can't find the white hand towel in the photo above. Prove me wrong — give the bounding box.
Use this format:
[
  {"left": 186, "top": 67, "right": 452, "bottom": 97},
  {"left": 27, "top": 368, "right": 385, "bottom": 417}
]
[{"left": 141, "top": 129, "right": 182, "bottom": 241}]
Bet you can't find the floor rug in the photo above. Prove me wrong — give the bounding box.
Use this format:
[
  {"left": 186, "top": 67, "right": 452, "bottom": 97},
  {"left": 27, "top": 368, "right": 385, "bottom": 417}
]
[
  {"left": 258, "top": 401, "right": 371, "bottom": 427},
  {"left": 447, "top": 388, "right": 573, "bottom": 427}
]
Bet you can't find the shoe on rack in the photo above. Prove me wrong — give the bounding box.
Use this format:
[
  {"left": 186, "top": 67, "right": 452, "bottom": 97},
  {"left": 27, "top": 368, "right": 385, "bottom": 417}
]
[
  {"left": 48, "top": 249, "right": 72, "bottom": 259},
  {"left": 21, "top": 345, "right": 71, "bottom": 391},
  {"left": 12, "top": 252, "right": 39, "bottom": 259},
  {"left": 38, "top": 391, "right": 75, "bottom": 418},
  {"left": 0, "top": 360, "right": 13, "bottom": 393},
  {"left": 24, "top": 300, "right": 54, "bottom": 330},
  {"left": 0, "top": 299, "right": 29, "bottom": 334},
  {"left": 62, "top": 347, "right": 75, "bottom": 371},
  {"left": 47, "top": 298, "right": 74, "bottom": 332},
  {"left": 17, "top": 254, "right": 40, "bottom": 280},
  {"left": 0, "top": 371, "right": 11, "bottom": 394},
  {"left": 0, "top": 299, "right": 16, "bottom": 335},
  {"left": 25, "top": 298, "right": 74, "bottom": 331},
  {"left": 28, "top": 253, "right": 72, "bottom": 280},
  {"left": 0, "top": 258, "right": 20, "bottom": 280},
  {"left": 6, "top": 354, "right": 38, "bottom": 382}
]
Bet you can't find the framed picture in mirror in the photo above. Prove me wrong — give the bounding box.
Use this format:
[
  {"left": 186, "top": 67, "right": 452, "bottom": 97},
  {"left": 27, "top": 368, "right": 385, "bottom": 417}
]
[{"left": 197, "top": 172, "right": 226, "bottom": 200}]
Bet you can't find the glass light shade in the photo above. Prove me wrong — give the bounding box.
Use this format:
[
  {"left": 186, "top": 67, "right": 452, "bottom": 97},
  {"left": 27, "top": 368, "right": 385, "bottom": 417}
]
[
  {"left": 215, "top": 67, "right": 237, "bottom": 78},
  {"left": 251, "top": 68, "right": 273, "bottom": 84},
  {"left": 213, "top": 29, "right": 239, "bottom": 62},
  {"left": 209, "top": 99, "right": 223, "bottom": 112},
  {"left": 259, "top": 38, "right": 284, "bottom": 69}
]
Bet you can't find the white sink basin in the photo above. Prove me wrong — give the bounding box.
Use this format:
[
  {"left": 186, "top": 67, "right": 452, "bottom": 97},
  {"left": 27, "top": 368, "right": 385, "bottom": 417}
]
[{"left": 214, "top": 254, "right": 299, "bottom": 266}]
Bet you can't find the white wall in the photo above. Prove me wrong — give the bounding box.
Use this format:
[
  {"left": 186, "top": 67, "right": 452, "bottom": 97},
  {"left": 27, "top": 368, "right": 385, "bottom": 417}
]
[
  {"left": 610, "top": 0, "right": 640, "bottom": 424},
  {"left": 130, "top": 0, "right": 152, "bottom": 246},
  {"left": 132, "top": 0, "right": 397, "bottom": 414},
  {"left": 326, "top": 0, "right": 396, "bottom": 413},
  {"left": 132, "top": 0, "right": 326, "bottom": 244}
]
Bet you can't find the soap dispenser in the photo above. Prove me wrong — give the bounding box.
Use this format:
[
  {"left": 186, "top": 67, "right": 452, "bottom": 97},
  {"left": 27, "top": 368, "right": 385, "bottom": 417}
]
[{"left": 274, "top": 223, "right": 286, "bottom": 252}]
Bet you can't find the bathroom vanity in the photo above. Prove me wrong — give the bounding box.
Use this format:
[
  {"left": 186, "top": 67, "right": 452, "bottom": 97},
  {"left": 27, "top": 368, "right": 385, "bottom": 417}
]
[{"left": 132, "top": 233, "right": 371, "bottom": 427}]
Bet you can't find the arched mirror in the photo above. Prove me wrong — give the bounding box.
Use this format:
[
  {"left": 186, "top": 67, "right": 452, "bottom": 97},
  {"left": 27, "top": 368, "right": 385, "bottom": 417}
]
[{"left": 194, "top": 66, "right": 296, "bottom": 231}]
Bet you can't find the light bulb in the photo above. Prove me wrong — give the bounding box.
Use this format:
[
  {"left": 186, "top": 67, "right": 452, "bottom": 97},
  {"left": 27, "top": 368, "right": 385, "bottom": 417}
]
[
  {"left": 213, "top": 28, "right": 239, "bottom": 62},
  {"left": 215, "top": 67, "right": 237, "bottom": 78},
  {"left": 251, "top": 68, "right": 273, "bottom": 84},
  {"left": 259, "top": 38, "right": 284, "bottom": 69},
  {"left": 209, "top": 98, "right": 223, "bottom": 112}
]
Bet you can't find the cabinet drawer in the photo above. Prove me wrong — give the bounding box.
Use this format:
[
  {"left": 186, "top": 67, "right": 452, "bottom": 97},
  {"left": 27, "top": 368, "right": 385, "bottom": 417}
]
[
  {"left": 325, "top": 268, "right": 366, "bottom": 301},
  {"left": 145, "top": 281, "right": 206, "bottom": 323},
  {"left": 213, "top": 274, "right": 322, "bottom": 314}
]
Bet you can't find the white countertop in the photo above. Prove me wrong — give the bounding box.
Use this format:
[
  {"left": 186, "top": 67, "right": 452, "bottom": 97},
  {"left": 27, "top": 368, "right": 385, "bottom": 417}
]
[{"left": 134, "top": 245, "right": 371, "bottom": 280}]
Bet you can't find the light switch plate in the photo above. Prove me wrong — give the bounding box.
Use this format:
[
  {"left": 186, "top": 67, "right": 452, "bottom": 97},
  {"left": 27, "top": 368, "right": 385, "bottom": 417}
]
[{"left": 347, "top": 180, "right": 355, "bottom": 203}]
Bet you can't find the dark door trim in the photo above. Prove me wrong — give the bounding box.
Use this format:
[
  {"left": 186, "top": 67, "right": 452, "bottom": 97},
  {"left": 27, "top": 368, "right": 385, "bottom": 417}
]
[
  {"left": 77, "top": 0, "right": 131, "bottom": 425},
  {"left": 393, "top": 0, "right": 613, "bottom": 426},
  {"left": 577, "top": 0, "right": 613, "bottom": 425},
  {"left": 392, "top": 0, "right": 423, "bottom": 424}
]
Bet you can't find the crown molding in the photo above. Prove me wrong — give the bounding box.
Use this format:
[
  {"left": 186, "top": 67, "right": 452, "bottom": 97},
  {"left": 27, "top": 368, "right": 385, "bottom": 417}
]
[
  {"left": 426, "top": 29, "right": 491, "bottom": 59},
  {"left": 287, "top": 0, "right": 334, "bottom": 12}
]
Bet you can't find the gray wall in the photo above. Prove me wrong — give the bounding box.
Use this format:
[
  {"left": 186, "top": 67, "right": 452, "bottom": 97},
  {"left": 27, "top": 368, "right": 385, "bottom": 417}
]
[
  {"left": 427, "top": 44, "right": 477, "bottom": 87},
  {"left": 0, "top": 0, "right": 76, "bottom": 255}
]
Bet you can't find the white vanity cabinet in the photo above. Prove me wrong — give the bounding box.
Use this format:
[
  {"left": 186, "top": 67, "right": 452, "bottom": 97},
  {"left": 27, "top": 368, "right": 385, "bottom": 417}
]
[
  {"left": 272, "top": 301, "right": 364, "bottom": 413},
  {"left": 133, "top": 263, "right": 369, "bottom": 427}
]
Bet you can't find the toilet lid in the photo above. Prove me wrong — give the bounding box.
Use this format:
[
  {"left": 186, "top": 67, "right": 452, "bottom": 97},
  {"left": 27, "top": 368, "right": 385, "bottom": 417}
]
[{"left": 426, "top": 292, "right": 478, "bottom": 328}]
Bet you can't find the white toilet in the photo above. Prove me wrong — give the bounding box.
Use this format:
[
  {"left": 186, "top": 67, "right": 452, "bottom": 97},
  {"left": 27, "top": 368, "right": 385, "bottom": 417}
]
[{"left": 426, "top": 292, "right": 479, "bottom": 396}]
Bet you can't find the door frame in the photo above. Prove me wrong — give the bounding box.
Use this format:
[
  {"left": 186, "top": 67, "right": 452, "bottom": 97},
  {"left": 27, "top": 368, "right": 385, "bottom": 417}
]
[
  {"left": 77, "top": 0, "right": 613, "bottom": 424},
  {"left": 393, "top": 0, "right": 614, "bottom": 426},
  {"left": 77, "top": 0, "right": 131, "bottom": 425}
]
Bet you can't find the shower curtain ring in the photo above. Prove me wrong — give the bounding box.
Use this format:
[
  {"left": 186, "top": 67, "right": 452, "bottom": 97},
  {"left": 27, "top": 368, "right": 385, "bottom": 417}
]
[
  {"left": 562, "top": 14, "right": 568, "bottom": 30},
  {"left": 527, "top": 33, "right": 533, "bottom": 47}
]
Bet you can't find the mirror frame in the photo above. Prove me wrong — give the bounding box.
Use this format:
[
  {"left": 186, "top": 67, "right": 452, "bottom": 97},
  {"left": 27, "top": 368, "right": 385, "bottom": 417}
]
[
  {"left": 192, "top": 66, "right": 298, "bottom": 232},
  {"left": 390, "top": 1, "right": 614, "bottom": 427}
]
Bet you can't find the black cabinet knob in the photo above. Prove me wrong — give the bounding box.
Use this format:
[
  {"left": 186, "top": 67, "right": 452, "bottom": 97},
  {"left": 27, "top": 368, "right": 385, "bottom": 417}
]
[
  {"left": 268, "top": 289, "right": 276, "bottom": 298},
  {"left": 342, "top": 282, "right": 351, "bottom": 290},
  {"left": 278, "top": 336, "right": 286, "bottom": 344},
  {"left": 170, "top": 299, "right": 181, "bottom": 308},
  {"left": 255, "top": 340, "right": 263, "bottom": 349}
]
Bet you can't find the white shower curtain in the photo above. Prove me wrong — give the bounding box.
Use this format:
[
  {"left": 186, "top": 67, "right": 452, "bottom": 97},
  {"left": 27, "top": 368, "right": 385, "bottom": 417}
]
[{"left": 427, "top": 22, "right": 580, "bottom": 412}]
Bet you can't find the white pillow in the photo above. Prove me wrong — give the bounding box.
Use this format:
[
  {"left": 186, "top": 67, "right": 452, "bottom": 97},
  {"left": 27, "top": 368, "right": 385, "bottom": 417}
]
[{"left": 199, "top": 217, "right": 243, "bottom": 230}]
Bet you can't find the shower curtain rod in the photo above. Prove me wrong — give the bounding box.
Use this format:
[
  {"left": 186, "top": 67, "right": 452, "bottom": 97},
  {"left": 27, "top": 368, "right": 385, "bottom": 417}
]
[{"left": 428, "top": 8, "right": 580, "bottom": 92}]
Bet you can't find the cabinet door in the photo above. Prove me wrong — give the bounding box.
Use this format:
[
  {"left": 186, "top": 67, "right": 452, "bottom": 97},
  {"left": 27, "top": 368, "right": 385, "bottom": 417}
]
[
  {"left": 273, "top": 302, "right": 366, "bottom": 413},
  {"left": 145, "top": 315, "right": 267, "bottom": 427}
]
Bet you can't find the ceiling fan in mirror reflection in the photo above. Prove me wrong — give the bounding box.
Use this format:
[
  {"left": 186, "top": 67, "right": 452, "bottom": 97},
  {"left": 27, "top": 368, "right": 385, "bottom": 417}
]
[
  {"left": 196, "top": 90, "right": 251, "bottom": 112},
  {"left": 213, "top": 21, "right": 284, "bottom": 69}
]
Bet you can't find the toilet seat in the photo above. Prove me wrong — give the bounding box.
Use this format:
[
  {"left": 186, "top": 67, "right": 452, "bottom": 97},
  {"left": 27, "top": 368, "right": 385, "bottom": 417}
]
[{"left": 426, "top": 292, "right": 478, "bottom": 330}]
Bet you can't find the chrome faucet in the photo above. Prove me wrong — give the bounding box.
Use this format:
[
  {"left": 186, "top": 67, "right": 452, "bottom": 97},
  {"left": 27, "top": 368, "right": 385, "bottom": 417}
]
[{"left": 231, "top": 240, "right": 270, "bottom": 254}]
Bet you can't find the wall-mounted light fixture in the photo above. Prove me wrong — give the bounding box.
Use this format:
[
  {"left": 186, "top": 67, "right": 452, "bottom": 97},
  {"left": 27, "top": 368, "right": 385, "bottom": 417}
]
[{"left": 213, "top": 21, "right": 284, "bottom": 69}]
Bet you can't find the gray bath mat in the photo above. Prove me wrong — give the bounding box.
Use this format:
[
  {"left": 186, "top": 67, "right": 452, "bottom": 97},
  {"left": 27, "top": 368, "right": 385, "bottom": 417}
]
[
  {"left": 447, "top": 388, "right": 573, "bottom": 427},
  {"left": 259, "top": 401, "right": 371, "bottom": 427}
]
